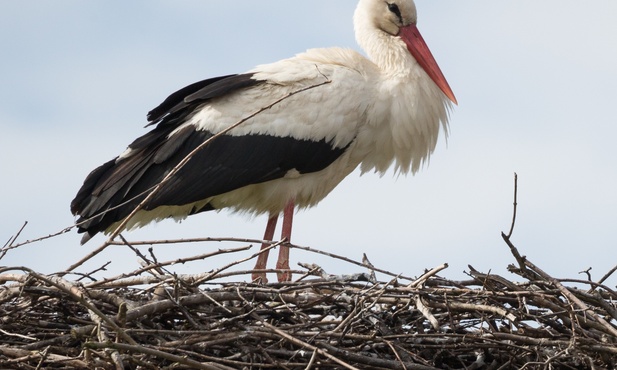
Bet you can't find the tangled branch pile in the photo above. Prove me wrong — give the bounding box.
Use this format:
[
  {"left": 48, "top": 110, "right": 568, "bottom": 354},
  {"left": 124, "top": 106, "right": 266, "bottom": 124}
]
[{"left": 1, "top": 232, "right": 617, "bottom": 369}]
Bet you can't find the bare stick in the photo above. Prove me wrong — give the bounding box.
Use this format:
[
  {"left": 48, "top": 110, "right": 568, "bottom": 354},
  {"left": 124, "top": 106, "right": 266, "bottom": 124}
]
[
  {"left": 506, "top": 172, "right": 518, "bottom": 239},
  {"left": 590, "top": 263, "right": 617, "bottom": 293},
  {"left": 62, "top": 240, "right": 112, "bottom": 276},
  {"left": 3, "top": 221, "right": 27, "bottom": 249},
  {"left": 3, "top": 224, "right": 72, "bottom": 250},
  {"left": 192, "top": 241, "right": 283, "bottom": 285},
  {"left": 415, "top": 295, "right": 440, "bottom": 330},
  {"left": 107, "top": 236, "right": 271, "bottom": 246},
  {"left": 0, "top": 221, "right": 28, "bottom": 260},
  {"left": 74, "top": 261, "right": 112, "bottom": 282},
  {"left": 408, "top": 263, "right": 449, "bottom": 288},
  {"left": 289, "top": 243, "right": 417, "bottom": 281}
]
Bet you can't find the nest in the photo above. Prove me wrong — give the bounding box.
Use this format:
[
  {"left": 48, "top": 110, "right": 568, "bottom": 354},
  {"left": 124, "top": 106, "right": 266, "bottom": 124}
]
[
  {"left": 2, "top": 229, "right": 617, "bottom": 370},
  {"left": 2, "top": 175, "right": 616, "bottom": 369}
]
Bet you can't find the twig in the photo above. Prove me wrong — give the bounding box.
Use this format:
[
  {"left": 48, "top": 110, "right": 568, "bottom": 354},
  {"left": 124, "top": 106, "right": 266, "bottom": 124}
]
[
  {"left": 5, "top": 225, "right": 73, "bottom": 250},
  {"left": 192, "top": 240, "right": 283, "bottom": 285},
  {"left": 590, "top": 263, "right": 617, "bottom": 293},
  {"left": 501, "top": 232, "right": 531, "bottom": 277},
  {"left": 0, "top": 221, "right": 28, "bottom": 259},
  {"left": 415, "top": 295, "right": 440, "bottom": 330},
  {"left": 119, "top": 234, "right": 165, "bottom": 276},
  {"left": 578, "top": 267, "right": 592, "bottom": 282},
  {"left": 107, "top": 236, "right": 272, "bottom": 246},
  {"left": 408, "top": 263, "right": 449, "bottom": 288},
  {"left": 289, "top": 243, "right": 416, "bottom": 281},
  {"left": 304, "top": 348, "right": 319, "bottom": 370},
  {"left": 362, "top": 253, "right": 377, "bottom": 283},
  {"left": 74, "top": 261, "right": 112, "bottom": 282},
  {"left": 89, "top": 308, "right": 125, "bottom": 370},
  {"left": 506, "top": 172, "right": 518, "bottom": 239},
  {"left": 62, "top": 240, "right": 113, "bottom": 277},
  {"left": 0, "top": 328, "right": 36, "bottom": 342}
]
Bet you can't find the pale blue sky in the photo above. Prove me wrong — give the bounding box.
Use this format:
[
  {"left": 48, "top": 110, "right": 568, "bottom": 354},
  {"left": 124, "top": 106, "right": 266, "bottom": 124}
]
[{"left": 2, "top": 1, "right": 617, "bottom": 284}]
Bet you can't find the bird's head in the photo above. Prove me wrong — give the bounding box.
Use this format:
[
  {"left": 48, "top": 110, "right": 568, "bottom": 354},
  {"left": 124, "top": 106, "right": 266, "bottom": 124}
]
[
  {"left": 355, "top": 0, "right": 457, "bottom": 105},
  {"left": 366, "top": 0, "right": 418, "bottom": 36}
]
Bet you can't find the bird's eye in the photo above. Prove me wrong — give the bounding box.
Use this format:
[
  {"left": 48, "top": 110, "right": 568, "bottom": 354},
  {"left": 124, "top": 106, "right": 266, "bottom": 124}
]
[{"left": 387, "top": 3, "right": 402, "bottom": 19}]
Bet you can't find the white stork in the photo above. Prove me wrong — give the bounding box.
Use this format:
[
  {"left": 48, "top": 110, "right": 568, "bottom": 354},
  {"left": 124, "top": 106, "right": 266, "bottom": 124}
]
[{"left": 71, "top": 0, "right": 456, "bottom": 283}]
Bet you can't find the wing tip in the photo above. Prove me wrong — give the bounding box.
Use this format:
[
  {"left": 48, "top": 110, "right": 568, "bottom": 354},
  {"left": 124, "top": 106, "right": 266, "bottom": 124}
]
[{"left": 79, "top": 231, "right": 94, "bottom": 245}]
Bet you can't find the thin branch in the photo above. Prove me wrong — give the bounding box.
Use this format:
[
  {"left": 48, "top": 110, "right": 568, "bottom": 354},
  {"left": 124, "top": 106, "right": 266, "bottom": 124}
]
[
  {"left": 506, "top": 172, "right": 518, "bottom": 239},
  {"left": 107, "top": 236, "right": 271, "bottom": 246},
  {"left": 408, "top": 263, "right": 449, "bottom": 288},
  {"left": 61, "top": 240, "right": 113, "bottom": 276},
  {"left": 3, "top": 223, "right": 72, "bottom": 251},
  {"left": 289, "top": 243, "right": 417, "bottom": 281},
  {"left": 590, "top": 263, "right": 617, "bottom": 293},
  {"left": 2, "top": 221, "right": 28, "bottom": 252}
]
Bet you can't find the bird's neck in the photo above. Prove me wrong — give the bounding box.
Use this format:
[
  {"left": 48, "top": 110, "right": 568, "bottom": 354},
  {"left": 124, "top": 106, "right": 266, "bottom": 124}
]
[{"left": 354, "top": 11, "right": 415, "bottom": 77}]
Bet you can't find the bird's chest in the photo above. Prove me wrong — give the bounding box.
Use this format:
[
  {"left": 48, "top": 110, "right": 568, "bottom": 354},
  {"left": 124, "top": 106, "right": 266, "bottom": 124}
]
[{"left": 354, "top": 78, "right": 445, "bottom": 174}]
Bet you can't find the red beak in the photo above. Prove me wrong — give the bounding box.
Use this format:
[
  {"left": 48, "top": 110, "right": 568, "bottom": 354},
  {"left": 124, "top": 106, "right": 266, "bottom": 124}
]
[{"left": 399, "top": 24, "right": 457, "bottom": 105}]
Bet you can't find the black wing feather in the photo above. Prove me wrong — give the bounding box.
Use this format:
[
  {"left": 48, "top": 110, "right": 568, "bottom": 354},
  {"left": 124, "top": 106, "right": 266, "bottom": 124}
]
[
  {"left": 146, "top": 73, "right": 258, "bottom": 125},
  {"left": 148, "top": 129, "right": 349, "bottom": 206},
  {"left": 146, "top": 74, "right": 233, "bottom": 123}
]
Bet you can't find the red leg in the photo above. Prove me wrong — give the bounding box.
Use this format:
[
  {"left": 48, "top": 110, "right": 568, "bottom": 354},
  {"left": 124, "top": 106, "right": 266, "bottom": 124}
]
[
  {"left": 252, "top": 214, "right": 278, "bottom": 283},
  {"left": 276, "top": 199, "right": 294, "bottom": 282}
]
